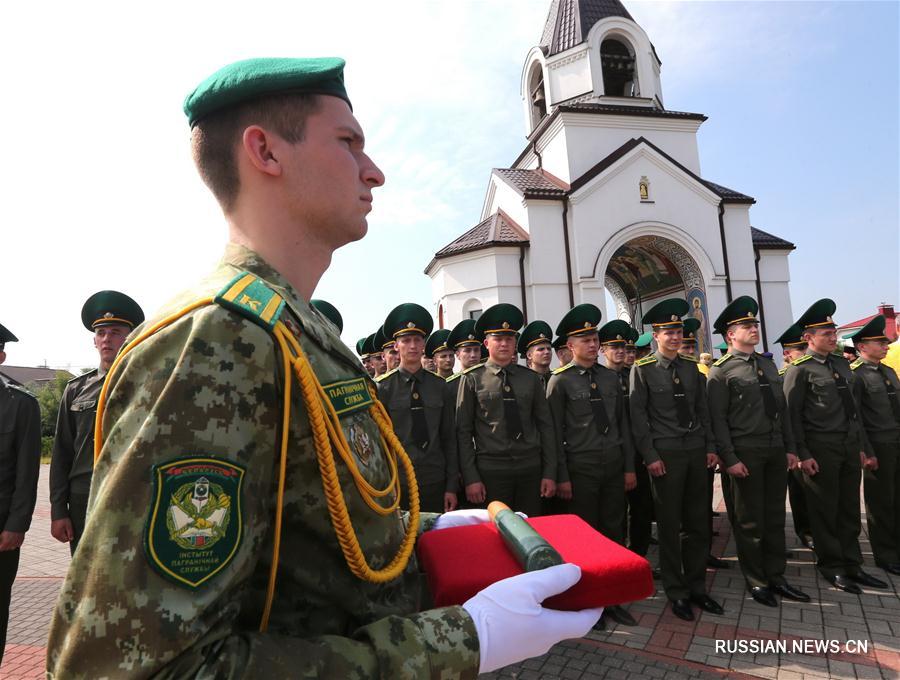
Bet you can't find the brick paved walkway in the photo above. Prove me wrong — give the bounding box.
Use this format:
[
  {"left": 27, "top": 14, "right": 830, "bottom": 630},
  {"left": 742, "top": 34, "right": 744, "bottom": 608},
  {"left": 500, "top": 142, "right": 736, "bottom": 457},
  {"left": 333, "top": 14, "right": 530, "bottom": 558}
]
[{"left": 5, "top": 466, "right": 899, "bottom": 679}]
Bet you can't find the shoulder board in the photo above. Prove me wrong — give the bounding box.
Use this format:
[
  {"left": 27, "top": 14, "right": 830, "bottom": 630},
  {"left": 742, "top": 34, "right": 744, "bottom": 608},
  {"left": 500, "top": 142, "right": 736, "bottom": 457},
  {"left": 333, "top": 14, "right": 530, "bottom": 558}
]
[
  {"left": 66, "top": 368, "right": 97, "bottom": 385},
  {"left": 635, "top": 356, "right": 657, "bottom": 367},
  {"left": 791, "top": 355, "right": 812, "bottom": 366},
  {"left": 850, "top": 358, "right": 864, "bottom": 370},
  {"left": 425, "top": 369, "right": 442, "bottom": 379},
  {"left": 8, "top": 383, "right": 36, "bottom": 398},
  {"left": 374, "top": 368, "right": 398, "bottom": 383},
  {"left": 552, "top": 362, "right": 575, "bottom": 375},
  {"left": 445, "top": 372, "right": 462, "bottom": 383},
  {"left": 713, "top": 353, "right": 732, "bottom": 367},
  {"left": 680, "top": 354, "right": 698, "bottom": 363},
  {"left": 214, "top": 271, "right": 286, "bottom": 332},
  {"left": 462, "top": 362, "right": 485, "bottom": 375},
  {"left": 778, "top": 366, "right": 788, "bottom": 376}
]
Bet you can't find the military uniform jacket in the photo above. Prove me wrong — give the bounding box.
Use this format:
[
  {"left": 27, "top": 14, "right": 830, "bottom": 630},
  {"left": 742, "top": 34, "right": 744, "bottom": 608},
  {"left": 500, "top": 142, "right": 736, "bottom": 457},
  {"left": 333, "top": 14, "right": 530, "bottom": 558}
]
[
  {"left": 706, "top": 350, "right": 794, "bottom": 467},
  {"left": 546, "top": 363, "right": 635, "bottom": 483},
  {"left": 47, "top": 244, "right": 478, "bottom": 679},
  {"left": 456, "top": 360, "right": 557, "bottom": 486},
  {"left": 377, "top": 367, "right": 459, "bottom": 491},
  {"left": 851, "top": 358, "right": 900, "bottom": 449},
  {"left": 628, "top": 351, "right": 716, "bottom": 464},
  {"left": 49, "top": 368, "right": 105, "bottom": 519},
  {"left": 783, "top": 350, "right": 864, "bottom": 460},
  {"left": 0, "top": 379, "right": 40, "bottom": 533}
]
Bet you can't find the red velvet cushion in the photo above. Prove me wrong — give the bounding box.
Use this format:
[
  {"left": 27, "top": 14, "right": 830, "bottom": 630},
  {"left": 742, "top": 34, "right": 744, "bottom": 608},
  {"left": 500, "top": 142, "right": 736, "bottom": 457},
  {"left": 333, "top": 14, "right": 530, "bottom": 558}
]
[{"left": 416, "top": 514, "right": 654, "bottom": 610}]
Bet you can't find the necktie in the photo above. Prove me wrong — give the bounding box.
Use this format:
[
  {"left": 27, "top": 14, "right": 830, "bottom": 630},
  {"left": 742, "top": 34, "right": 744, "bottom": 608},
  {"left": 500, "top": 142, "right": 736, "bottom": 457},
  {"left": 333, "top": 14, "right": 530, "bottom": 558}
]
[
  {"left": 409, "top": 375, "right": 430, "bottom": 449},
  {"left": 671, "top": 362, "right": 693, "bottom": 429},
  {"left": 826, "top": 357, "right": 858, "bottom": 423},
  {"left": 877, "top": 365, "right": 900, "bottom": 425},
  {"left": 588, "top": 368, "right": 611, "bottom": 435},
  {"left": 500, "top": 369, "right": 524, "bottom": 441},
  {"left": 753, "top": 357, "right": 778, "bottom": 421}
]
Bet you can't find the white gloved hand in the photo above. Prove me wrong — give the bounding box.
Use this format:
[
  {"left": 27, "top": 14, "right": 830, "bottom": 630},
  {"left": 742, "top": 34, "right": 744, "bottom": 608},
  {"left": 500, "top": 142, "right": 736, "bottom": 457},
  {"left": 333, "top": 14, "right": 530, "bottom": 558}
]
[
  {"left": 432, "top": 509, "right": 529, "bottom": 531},
  {"left": 462, "top": 563, "right": 603, "bottom": 674}
]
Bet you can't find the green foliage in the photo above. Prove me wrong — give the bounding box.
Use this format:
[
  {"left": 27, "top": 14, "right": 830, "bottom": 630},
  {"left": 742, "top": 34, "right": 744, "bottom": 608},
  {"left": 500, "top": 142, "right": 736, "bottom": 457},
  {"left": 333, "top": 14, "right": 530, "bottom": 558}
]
[{"left": 25, "top": 371, "right": 71, "bottom": 441}]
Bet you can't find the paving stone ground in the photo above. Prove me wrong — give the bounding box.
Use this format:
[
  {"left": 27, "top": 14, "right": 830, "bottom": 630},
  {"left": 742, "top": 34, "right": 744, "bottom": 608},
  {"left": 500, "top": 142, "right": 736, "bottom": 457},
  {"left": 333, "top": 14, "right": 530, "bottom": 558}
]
[{"left": 4, "top": 466, "right": 899, "bottom": 679}]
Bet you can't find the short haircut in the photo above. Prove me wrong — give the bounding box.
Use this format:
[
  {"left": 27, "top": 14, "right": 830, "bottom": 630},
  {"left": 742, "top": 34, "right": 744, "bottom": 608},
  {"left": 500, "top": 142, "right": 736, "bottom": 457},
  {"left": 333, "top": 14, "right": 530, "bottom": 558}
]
[{"left": 190, "top": 93, "right": 322, "bottom": 212}]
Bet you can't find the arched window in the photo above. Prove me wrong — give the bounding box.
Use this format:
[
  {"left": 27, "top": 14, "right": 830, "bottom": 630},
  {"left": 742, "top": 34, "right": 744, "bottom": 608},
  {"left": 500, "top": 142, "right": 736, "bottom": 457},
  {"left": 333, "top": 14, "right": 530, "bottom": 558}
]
[
  {"left": 463, "top": 298, "right": 483, "bottom": 321},
  {"left": 528, "top": 63, "right": 547, "bottom": 129},
  {"left": 600, "top": 38, "right": 638, "bottom": 97}
]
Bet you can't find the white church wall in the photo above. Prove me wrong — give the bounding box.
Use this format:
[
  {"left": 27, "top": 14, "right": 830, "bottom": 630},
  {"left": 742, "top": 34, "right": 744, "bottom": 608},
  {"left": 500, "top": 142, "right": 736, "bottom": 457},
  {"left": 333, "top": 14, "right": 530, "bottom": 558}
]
[
  {"left": 721, "top": 205, "right": 757, "bottom": 282},
  {"left": 756, "top": 249, "right": 794, "bottom": 355},
  {"left": 525, "top": 201, "right": 568, "bottom": 285},
  {"left": 546, "top": 48, "right": 592, "bottom": 105},
  {"left": 532, "top": 117, "right": 573, "bottom": 183},
  {"left": 484, "top": 177, "right": 530, "bottom": 227}
]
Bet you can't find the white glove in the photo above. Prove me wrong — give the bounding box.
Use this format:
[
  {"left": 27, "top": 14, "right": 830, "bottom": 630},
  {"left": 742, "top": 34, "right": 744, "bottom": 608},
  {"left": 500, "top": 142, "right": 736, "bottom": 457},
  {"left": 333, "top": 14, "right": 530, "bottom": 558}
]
[
  {"left": 432, "top": 509, "right": 528, "bottom": 531},
  {"left": 462, "top": 563, "right": 603, "bottom": 674}
]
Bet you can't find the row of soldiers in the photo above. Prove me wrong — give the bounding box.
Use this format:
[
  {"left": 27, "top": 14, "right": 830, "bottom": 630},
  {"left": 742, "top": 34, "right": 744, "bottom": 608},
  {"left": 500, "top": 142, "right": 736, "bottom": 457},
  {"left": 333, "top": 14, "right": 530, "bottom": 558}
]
[{"left": 347, "top": 295, "right": 900, "bottom": 625}]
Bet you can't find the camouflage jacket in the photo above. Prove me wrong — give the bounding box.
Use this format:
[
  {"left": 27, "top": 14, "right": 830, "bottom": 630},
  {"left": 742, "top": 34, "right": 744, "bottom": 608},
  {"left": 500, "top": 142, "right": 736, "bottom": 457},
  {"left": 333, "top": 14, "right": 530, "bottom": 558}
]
[{"left": 47, "top": 244, "right": 479, "bottom": 679}]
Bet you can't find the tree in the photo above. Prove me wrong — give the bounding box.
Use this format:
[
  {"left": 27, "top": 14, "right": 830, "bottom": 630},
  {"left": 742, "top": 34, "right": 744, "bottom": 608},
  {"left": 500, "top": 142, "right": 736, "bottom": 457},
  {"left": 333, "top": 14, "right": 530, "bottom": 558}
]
[{"left": 26, "top": 372, "right": 71, "bottom": 458}]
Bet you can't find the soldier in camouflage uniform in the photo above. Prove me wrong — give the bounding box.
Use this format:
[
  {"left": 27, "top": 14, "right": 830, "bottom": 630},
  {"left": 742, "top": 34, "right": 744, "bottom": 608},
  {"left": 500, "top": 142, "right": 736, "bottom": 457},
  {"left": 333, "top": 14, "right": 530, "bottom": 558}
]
[{"left": 47, "top": 58, "right": 599, "bottom": 679}]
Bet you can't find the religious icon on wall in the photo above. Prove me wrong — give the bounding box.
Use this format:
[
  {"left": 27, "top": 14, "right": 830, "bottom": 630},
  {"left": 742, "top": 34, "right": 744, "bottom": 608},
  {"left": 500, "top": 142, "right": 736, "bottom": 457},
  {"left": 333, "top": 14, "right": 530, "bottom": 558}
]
[
  {"left": 686, "top": 288, "right": 710, "bottom": 355},
  {"left": 639, "top": 176, "right": 650, "bottom": 201}
]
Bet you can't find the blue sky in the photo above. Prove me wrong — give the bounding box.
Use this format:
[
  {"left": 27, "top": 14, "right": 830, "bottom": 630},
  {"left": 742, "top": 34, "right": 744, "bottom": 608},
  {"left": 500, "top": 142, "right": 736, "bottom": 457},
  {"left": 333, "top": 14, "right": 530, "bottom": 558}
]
[{"left": 2, "top": 1, "right": 897, "bottom": 369}]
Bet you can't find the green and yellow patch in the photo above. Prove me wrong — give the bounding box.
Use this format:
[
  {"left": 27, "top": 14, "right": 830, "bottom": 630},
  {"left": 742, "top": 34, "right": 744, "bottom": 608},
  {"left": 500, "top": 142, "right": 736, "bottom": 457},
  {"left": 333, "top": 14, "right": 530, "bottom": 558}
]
[
  {"left": 145, "top": 458, "right": 245, "bottom": 589},
  {"left": 323, "top": 377, "right": 374, "bottom": 416}
]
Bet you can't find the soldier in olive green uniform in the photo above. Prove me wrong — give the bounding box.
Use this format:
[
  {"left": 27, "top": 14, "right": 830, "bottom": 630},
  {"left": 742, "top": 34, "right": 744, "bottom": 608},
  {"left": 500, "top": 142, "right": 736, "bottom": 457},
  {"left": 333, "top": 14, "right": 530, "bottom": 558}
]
[
  {"left": 0, "top": 323, "right": 41, "bottom": 666},
  {"left": 707, "top": 297, "right": 809, "bottom": 607},
  {"left": 634, "top": 331, "right": 653, "bottom": 361},
  {"left": 426, "top": 328, "right": 454, "bottom": 379},
  {"left": 623, "top": 328, "right": 638, "bottom": 369},
  {"left": 783, "top": 299, "right": 887, "bottom": 593},
  {"left": 47, "top": 58, "right": 600, "bottom": 679},
  {"left": 519, "top": 320, "right": 553, "bottom": 389},
  {"left": 445, "top": 318, "right": 483, "bottom": 395},
  {"left": 629, "top": 299, "right": 723, "bottom": 621},
  {"left": 376, "top": 304, "right": 458, "bottom": 514},
  {"left": 49, "top": 291, "right": 144, "bottom": 555},
  {"left": 776, "top": 323, "right": 814, "bottom": 550},
  {"left": 356, "top": 334, "right": 378, "bottom": 378},
  {"left": 374, "top": 325, "right": 400, "bottom": 372},
  {"left": 553, "top": 334, "right": 573, "bottom": 367},
  {"left": 548, "top": 307, "right": 637, "bottom": 627},
  {"left": 847, "top": 316, "right": 900, "bottom": 575},
  {"left": 456, "top": 304, "right": 557, "bottom": 517}
]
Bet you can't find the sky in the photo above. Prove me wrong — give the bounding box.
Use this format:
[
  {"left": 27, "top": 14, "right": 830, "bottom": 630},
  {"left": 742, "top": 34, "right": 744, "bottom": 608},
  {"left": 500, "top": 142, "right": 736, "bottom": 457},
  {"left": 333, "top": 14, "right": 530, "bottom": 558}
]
[{"left": 2, "top": 0, "right": 898, "bottom": 371}]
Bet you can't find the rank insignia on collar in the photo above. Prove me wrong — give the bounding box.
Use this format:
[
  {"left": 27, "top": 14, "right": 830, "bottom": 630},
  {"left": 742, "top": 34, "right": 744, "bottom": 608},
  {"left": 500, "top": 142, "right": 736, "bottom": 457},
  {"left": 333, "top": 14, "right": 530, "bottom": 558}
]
[{"left": 145, "top": 458, "right": 245, "bottom": 589}]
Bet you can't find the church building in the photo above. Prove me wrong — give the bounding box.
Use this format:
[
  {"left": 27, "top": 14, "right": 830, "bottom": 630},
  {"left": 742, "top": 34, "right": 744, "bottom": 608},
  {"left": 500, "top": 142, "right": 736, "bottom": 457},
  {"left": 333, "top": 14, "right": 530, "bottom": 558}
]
[{"left": 425, "top": 0, "right": 795, "bottom": 355}]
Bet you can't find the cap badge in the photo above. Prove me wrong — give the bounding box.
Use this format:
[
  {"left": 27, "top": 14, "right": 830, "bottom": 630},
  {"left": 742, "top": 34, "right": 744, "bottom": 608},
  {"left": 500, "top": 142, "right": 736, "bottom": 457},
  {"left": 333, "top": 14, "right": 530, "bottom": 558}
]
[
  {"left": 616, "top": 335, "right": 623, "bottom": 340},
  {"left": 502, "top": 321, "right": 510, "bottom": 329},
  {"left": 584, "top": 322, "right": 591, "bottom": 329},
  {"left": 407, "top": 322, "right": 415, "bottom": 329},
  {"left": 104, "top": 312, "right": 114, "bottom": 319},
  {"left": 671, "top": 315, "right": 678, "bottom": 322},
  {"left": 467, "top": 334, "right": 475, "bottom": 340}
]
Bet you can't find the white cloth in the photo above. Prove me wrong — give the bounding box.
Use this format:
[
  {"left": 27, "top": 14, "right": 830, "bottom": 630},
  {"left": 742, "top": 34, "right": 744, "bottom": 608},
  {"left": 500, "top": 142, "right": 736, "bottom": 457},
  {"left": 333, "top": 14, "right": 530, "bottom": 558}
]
[
  {"left": 431, "top": 508, "right": 527, "bottom": 531},
  {"left": 462, "top": 563, "right": 603, "bottom": 674}
]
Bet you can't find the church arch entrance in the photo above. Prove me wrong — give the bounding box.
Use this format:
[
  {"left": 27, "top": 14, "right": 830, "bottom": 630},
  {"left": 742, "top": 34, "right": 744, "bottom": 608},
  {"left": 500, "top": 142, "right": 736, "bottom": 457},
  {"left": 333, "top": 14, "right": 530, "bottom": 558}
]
[{"left": 603, "top": 235, "right": 712, "bottom": 355}]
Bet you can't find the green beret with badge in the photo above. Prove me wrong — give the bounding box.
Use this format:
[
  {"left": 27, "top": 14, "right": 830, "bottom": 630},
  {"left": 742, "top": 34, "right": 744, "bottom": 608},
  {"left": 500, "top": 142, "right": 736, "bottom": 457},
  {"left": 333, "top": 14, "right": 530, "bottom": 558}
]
[
  {"left": 775, "top": 323, "right": 805, "bottom": 348},
  {"left": 635, "top": 331, "right": 652, "bottom": 349},
  {"left": 310, "top": 299, "right": 343, "bottom": 333},
  {"left": 373, "top": 325, "right": 393, "bottom": 351},
  {"left": 641, "top": 298, "right": 689, "bottom": 329},
  {"left": 845, "top": 315, "right": 889, "bottom": 345},
  {"left": 517, "top": 320, "right": 553, "bottom": 357},
  {"left": 474, "top": 303, "right": 523, "bottom": 340},
  {"left": 681, "top": 317, "right": 701, "bottom": 344},
  {"left": 712, "top": 295, "right": 759, "bottom": 336},
  {"left": 598, "top": 319, "right": 632, "bottom": 345},
  {"left": 555, "top": 303, "right": 602, "bottom": 338},
  {"left": 183, "top": 57, "right": 351, "bottom": 127},
  {"left": 624, "top": 327, "right": 640, "bottom": 349},
  {"left": 796, "top": 298, "right": 837, "bottom": 331},
  {"left": 81, "top": 290, "right": 145, "bottom": 332},
  {"left": 447, "top": 319, "right": 479, "bottom": 350},
  {"left": 0, "top": 322, "right": 18, "bottom": 345},
  {"left": 383, "top": 303, "right": 433, "bottom": 339},
  {"left": 425, "top": 328, "right": 452, "bottom": 358}
]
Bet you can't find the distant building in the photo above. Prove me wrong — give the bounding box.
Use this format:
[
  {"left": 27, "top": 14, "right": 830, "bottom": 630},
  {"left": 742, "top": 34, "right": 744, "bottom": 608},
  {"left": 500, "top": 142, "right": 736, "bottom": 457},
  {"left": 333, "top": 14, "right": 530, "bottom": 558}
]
[
  {"left": 838, "top": 304, "right": 898, "bottom": 342},
  {"left": 426, "top": 0, "right": 795, "bottom": 354},
  {"left": 0, "top": 365, "right": 74, "bottom": 388}
]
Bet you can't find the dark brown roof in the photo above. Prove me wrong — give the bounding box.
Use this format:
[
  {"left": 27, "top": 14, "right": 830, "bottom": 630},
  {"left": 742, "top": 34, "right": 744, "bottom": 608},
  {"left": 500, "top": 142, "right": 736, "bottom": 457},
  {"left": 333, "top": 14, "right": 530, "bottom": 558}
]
[
  {"left": 0, "top": 365, "right": 74, "bottom": 386},
  {"left": 427, "top": 210, "right": 530, "bottom": 272},
  {"left": 494, "top": 169, "right": 568, "bottom": 199},
  {"left": 541, "top": 0, "right": 634, "bottom": 56},
  {"left": 751, "top": 227, "right": 795, "bottom": 250}
]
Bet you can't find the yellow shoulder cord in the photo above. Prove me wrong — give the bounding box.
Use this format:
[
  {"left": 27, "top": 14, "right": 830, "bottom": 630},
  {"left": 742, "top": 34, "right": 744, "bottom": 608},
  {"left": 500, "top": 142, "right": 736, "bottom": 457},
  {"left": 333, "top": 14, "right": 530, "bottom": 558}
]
[{"left": 94, "top": 300, "right": 419, "bottom": 634}]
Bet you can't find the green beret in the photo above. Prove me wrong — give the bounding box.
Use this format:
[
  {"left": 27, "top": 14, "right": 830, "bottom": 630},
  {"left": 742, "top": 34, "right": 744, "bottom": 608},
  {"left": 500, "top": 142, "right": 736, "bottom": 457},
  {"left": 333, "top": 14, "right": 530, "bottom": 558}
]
[
  {"left": 373, "top": 325, "right": 393, "bottom": 351},
  {"left": 555, "top": 304, "right": 602, "bottom": 339},
  {"left": 845, "top": 315, "right": 888, "bottom": 345},
  {"left": 184, "top": 57, "right": 351, "bottom": 127},
  {"left": 682, "top": 317, "right": 701, "bottom": 343},
  {"left": 425, "top": 329, "right": 452, "bottom": 358},
  {"left": 311, "top": 299, "right": 342, "bottom": 333},
  {"left": 383, "top": 303, "right": 433, "bottom": 339},
  {"left": 0, "top": 323, "right": 18, "bottom": 344},
  {"left": 796, "top": 298, "right": 837, "bottom": 331},
  {"left": 474, "top": 304, "right": 523, "bottom": 340},
  {"left": 635, "top": 332, "right": 653, "bottom": 349},
  {"left": 599, "top": 320, "right": 632, "bottom": 345},
  {"left": 356, "top": 336, "right": 370, "bottom": 357},
  {"left": 641, "top": 298, "right": 690, "bottom": 329},
  {"left": 625, "top": 327, "right": 640, "bottom": 348},
  {"left": 714, "top": 341, "right": 728, "bottom": 351},
  {"left": 775, "top": 323, "right": 805, "bottom": 348},
  {"left": 81, "top": 290, "right": 144, "bottom": 332},
  {"left": 713, "top": 295, "right": 759, "bottom": 335},
  {"left": 517, "top": 320, "right": 553, "bottom": 356},
  {"left": 552, "top": 335, "right": 567, "bottom": 350},
  {"left": 448, "top": 319, "right": 480, "bottom": 350}
]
